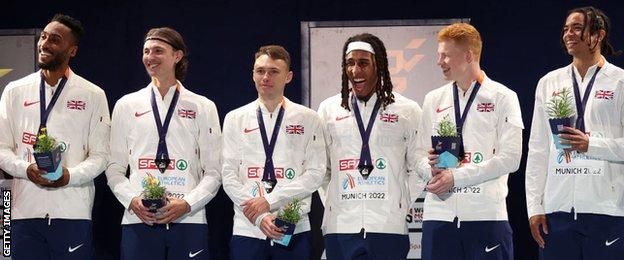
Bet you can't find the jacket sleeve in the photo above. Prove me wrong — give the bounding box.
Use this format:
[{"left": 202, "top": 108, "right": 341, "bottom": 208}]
[
  {"left": 453, "top": 91, "right": 524, "bottom": 187},
  {"left": 415, "top": 93, "right": 435, "bottom": 182},
  {"left": 584, "top": 79, "right": 624, "bottom": 162},
  {"left": 525, "top": 78, "right": 550, "bottom": 218},
  {"left": 405, "top": 101, "right": 426, "bottom": 204},
  {"left": 67, "top": 89, "right": 111, "bottom": 186},
  {"left": 221, "top": 112, "right": 254, "bottom": 209},
  {"left": 183, "top": 100, "right": 222, "bottom": 213},
  {"left": 0, "top": 85, "right": 31, "bottom": 179},
  {"left": 105, "top": 100, "right": 137, "bottom": 209},
  {"left": 315, "top": 102, "right": 332, "bottom": 207},
  {"left": 264, "top": 113, "right": 327, "bottom": 211}
]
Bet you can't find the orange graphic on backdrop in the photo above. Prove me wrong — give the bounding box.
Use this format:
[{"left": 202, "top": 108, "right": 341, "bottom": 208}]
[
  {"left": 0, "top": 69, "right": 12, "bottom": 79},
  {"left": 387, "top": 39, "right": 425, "bottom": 93}
]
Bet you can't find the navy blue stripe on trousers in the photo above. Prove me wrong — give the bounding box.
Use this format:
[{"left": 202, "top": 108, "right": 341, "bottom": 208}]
[
  {"left": 230, "top": 232, "right": 311, "bottom": 260},
  {"left": 324, "top": 231, "right": 409, "bottom": 260},
  {"left": 12, "top": 219, "right": 92, "bottom": 260},
  {"left": 121, "top": 223, "right": 209, "bottom": 260},
  {"left": 540, "top": 211, "right": 624, "bottom": 260},
  {"left": 422, "top": 219, "right": 513, "bottom": 260}
]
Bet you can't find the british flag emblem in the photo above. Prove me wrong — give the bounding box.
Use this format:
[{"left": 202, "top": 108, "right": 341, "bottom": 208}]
[
  {"left": 477, "top": 103, "right": 495, "bottom": 112},
  {"left": 595, "top": 90, "right": 614, "bottom": 100},
  {"left": 286, "top": 125, "right": 304, "bottom": 135},
  {"left": 66, "top": 100, "right": 86, "bottom": 110},
  {"left": 178, "top": 109, "right": 196, "bottom": 119},
  {"left": 380, "top": 113, "right": 399, "bottom": 123}
]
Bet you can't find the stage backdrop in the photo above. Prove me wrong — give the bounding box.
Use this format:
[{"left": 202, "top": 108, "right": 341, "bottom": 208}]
[{"left": 301, "top": 19, "right": 467, "bottom": 259}]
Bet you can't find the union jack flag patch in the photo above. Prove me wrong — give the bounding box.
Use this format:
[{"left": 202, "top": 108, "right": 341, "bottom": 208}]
[
  {"left": 595, "top": 90, "right": 614, "bottom": 100},
  {"left": 286, "top": 124, "right": 304, "bottom": 135},
  {"left": 380, "top": 113, "right": 399, "bottom": 123},
  {"left": 178, "top": 109, "right": 196, "bottom": 119},
  {"left": 477, "top": 103, "right": 495, "bottom": 112},
  {"left": 67, "top": 100, "right": 86, "bottom": 110}
]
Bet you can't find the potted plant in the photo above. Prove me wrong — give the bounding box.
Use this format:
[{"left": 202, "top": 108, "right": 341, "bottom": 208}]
[
  {"left": 273, "top": 198, "right": 302, "bottom": 246},
  {"left": 431, "top": 115, "right": 462, "bottom": 169},
  {"left": 141, "top": 173, "right": 167, "bottom": 213},
  {"left": 32, "top": 127, "right": 63, "bottom": 181},
  {"left": 546, "top": 88, "right": 575, "bottom": 150}
]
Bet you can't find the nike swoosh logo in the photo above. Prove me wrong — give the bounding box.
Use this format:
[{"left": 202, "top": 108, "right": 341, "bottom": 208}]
[
  {"left": 23, "top": 100, "right": 40, "bottom": 107},
  {"left": 485, "top": 244, "right": 500, "bottom": 252},
  {"left": 606, "top": 237, "right": 620, "bottom": 246},
  {"left": 244, "top": 127, "right": 259, "bottom": 133},
  {"left": 435, "top": 105, "right": 452, "bottom": 113},
  {"left": 68, "top": 243, "right": 84, "bottom": 252},
  {"left": 336, "top": 115, "right": 350, "bottom": 121},
  {"left": 134, "top": 110, "right": 151, "bottom": 117},
  {"left": 189, "top": 249, "right": 204, "bottom": 258}
]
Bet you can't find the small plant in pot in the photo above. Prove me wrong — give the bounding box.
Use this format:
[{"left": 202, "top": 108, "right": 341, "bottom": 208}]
[
  {"left": 431, "top": 115, "right": 462, "bottom": 169},
  {"left": 141, "top": 173, "right": 167, "bottom": 213},
  {"left": 546, "top": 88, "right": 575, "bottom": 150},
  {"left": 273, "top": 198, "right": 302, "bottom": 246},
  {"left": 33, "top": 127, "right": 63, "bottom": 181}
]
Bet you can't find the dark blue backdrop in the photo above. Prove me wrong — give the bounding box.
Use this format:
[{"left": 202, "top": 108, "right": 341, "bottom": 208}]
[{"left": 2, "top": 0, "right": 624, "bottom": 259}]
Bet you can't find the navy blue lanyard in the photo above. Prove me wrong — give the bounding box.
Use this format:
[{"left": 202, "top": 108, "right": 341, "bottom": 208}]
[
  {"left": 351, "top": 95, "right": 381, "bottom": 168},
  {"left": 571, "top": 66, "right": 601, "bottom": 132},
  {"left": 452, "top": 82, "right": 481, "bottom": 135},
  {"left": 257, "top": 105, "right": 285, "bottom": 182},
  {"left": 38, "top": 74, "right": 68, "bottom": 132},
  {"left": 150, "top": 86, "right": 180, "bottom": 170}
]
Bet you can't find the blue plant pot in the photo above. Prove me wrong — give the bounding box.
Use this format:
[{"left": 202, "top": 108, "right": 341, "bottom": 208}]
[
  {"left": 548, "top": 117, "right": 574, "bottom": 150},
  {"left": 33, "top": 145, "right": 63, "bottom": 181},
  {"left": 141, "top": 198, "right": 165, "bottom": 213},
  {"left": 431, "top": 136, "right": 462, "bottom": 169},
  {"left": 273, "top": 218, "right": 297, "bottom": 246}
]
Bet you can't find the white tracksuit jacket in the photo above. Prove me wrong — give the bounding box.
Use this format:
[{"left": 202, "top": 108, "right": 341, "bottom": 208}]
[
  {"left": 415, "top": 72, "right": 524, "bottom": 224},
  {"left": 526, "top": 59, "right": 624, "bottom": 218},
  {"left": 0, "top": 69, "right": 110, "bottom": 220},
  {"left": 106, "top": 83, "right": 221, "bottom": 224},
  {"left": 318, "top": 92, "right": 423, "bottom": 235}
]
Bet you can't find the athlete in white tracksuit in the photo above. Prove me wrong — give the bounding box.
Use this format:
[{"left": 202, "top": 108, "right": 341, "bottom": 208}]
[
  {"left": 318, "top": 33, "right": 423, "bottom": 259},
  {"left": 106, "top": 27, "right": 221, "bottom": 260},
  {"left": 0, "top": 14, "right": 109, "bottom": 260},
  {"left": 526, "top": 7, "right": 624, "bottom": 259}
]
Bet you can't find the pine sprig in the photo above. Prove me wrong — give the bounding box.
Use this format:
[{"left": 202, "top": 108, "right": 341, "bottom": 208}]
[
  {"left": 546, "top": 88, "right": 575, "bottom": 119},
  {"left": 277, "top": 198, "right": 302, "bottom": 224},
  {"left": 436, "top": 115, "right": 458, "bottom": 137},
  {"left": 34, "top": 127, "right": 58, "bottom": 153},
  {"left": 141, "top": 173, "right": 166, "bottom": 200}
]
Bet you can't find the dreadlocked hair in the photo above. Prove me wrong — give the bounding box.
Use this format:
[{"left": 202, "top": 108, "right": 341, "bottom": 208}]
[
  {"left": 564, "top": 6, "right": 621, "bottom": 56},
  {"left": 340, "top": 33, "right": 395, "bottom": 111}
]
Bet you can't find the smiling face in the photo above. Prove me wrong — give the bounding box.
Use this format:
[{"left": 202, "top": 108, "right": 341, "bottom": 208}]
[
  {"left": 345, "top": 50, "right": 378, "bottom": 100},
  {"left": 142, "top": 39, "right": 181, "bottom": 79},
  {"left": 252, "top": 54, "right": 293, "bottom": 100},
  {"left": 37, "top": 21, "right": 77, "bottom": 71},
  {"left": 437, "top": 40, "right": 470, "bottom": 82},
  {"left": 563, "top": 12, "right": 602, "bottom": 57}
]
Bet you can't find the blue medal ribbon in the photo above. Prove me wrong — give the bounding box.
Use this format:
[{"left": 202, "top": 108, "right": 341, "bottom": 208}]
[
  {"left": 150, "top": 86, "right": 180, "bottom": 173},
  {"left": 453, "top": 82, "right": 481, "bottom": 158},
  {"left": 35, "top": 74, "right": 68, "bottom": 149},
  {"left": 257, "top": 104, "right": 285, "bottom": 193},
  {"left": 571, "top": 66, "right": 601, "bottom": 132},
  {"left": 351, "top": 94, "right": 381, "bottom": 179}
]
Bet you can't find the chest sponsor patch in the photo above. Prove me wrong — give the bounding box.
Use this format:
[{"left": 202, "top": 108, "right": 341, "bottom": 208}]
[
  {"left": 67, "top": 100, "right": 86, "bottom": 110},
  {"left": 138, "top": 158, "right": 177, "bottom": 170},
  {"left": 380, "top": 113, "right": 398, "bottom": 123},
  {"left": 22, "top": 131, "right": 37, "bottom": 145},
  {"left": 247, "top": 167, "right": 285, "bottom": 179},
  {"left": 595, "top": 90, "right": 614, "bottom": 100},
  {"left": 477, "top": 102, "right": 495, "bottom": 112},
  {"left": 178, "top": 109, "right": 196, "bottom": 119},
  {"left": 285, "top": 124, "right": 304, "bottom": 135}
]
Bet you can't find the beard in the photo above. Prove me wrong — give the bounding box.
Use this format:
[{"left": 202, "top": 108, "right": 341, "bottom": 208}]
[{"left": 38, "top": 50, "right": 69, "bottom": 71}]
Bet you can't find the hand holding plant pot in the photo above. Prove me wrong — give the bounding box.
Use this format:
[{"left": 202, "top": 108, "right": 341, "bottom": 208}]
[
  {"left": 273, "top": 198, "right": 302, "bottom": 246},
  {"left": 32, "top": 127, "right": 63, "bottom": 181},
  {"left": 431, "top": 115, "right": 462, "bottom": 169},
  {"left": 141, "top": 173, "right": 167, "bottom": 213},
  {"left": 546, "top": 88, "right": 575, "bottom": 150}
]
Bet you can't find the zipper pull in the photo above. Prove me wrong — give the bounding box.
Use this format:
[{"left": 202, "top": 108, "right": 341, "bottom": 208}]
[{"left": 45, "top": 213, "right": 51, "bottom": 226}]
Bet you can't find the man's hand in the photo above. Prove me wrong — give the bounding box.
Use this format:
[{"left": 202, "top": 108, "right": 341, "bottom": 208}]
[
  {"left": 155, "top": 197, "right": 191, "bottom": 224},
  {"left": 242, "top": 197, "right": 270, "bottom": 223},
  {"left": 45, "top": 167, "right": 70, "bottom": 188},
  {"left": 259, "top": 214, "right": 283, "bottom": 240},
  {"left": 426, "top": 169, "right": 454, "bottom": 195},
  {"left": 26, "top": 163, "right": 51, "bottom": 185},
  {"left": 529, "top": 214, "right": 548, "bottom": 248},
  {"left": 428, "top": 149, "right": 444, "bottom": 177},
  {"left": 129, "top": 197, "right": 156, "bottom": 225},
  {"left": 559, "top": 126, "right": 589, "bottom": 153}
]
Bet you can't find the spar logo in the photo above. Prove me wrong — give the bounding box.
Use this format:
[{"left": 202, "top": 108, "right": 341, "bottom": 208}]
[
  {"left": 138, "top": 158, "right": 188, "bottom": 170},
  {"left": 342, "top": 173, "right": 356, "bottom": 190},
  {"left": 247, "top": 167, "right": 285, "bottom": 179},
  {"left": 462, "top": 152, "right": 484, "bottom": 164},
  {"left": 22, "top": 132, "right": 37, "bottom": 145},
  {"left": 340, "top": 158, "right": 387, "bottom": 171}
]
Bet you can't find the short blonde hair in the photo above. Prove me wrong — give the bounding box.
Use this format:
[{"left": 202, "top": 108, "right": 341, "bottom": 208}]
[{"left": 438, "top": 23, "right": 482, "bottom": 62}]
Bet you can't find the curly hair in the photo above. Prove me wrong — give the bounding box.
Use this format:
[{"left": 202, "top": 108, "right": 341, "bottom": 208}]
[
  {"left": 340, "top": 33, "right": 395, "bottom": 111},
  {"left": 563, "top": 6, "right": 621, "bottom": 56}
]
